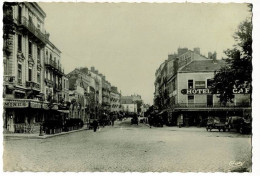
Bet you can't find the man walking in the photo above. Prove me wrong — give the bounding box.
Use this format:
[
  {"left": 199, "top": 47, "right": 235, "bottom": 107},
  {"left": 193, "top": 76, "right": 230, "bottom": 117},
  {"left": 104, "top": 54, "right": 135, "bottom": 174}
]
[{"left": 93, "top": 119, "right": 98, "bottom": 132}]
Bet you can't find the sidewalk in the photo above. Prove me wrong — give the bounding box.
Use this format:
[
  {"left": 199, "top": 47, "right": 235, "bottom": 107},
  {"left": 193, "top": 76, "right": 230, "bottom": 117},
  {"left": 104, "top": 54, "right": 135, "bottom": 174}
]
[{"left": 3, "top": 125, "right": 89, "bottom": 139}]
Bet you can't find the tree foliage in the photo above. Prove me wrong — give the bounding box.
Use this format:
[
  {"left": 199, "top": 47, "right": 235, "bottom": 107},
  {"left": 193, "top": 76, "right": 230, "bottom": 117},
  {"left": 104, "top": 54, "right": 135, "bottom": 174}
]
[{"left": 211, "top": 19, "right": 252, "bottom": 104}]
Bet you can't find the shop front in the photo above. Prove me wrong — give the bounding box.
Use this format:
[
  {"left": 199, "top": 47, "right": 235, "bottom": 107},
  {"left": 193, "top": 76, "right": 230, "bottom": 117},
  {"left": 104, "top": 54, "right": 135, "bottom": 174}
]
[{"left": 3, "top": 99, "right": 61, "bottom": 134}]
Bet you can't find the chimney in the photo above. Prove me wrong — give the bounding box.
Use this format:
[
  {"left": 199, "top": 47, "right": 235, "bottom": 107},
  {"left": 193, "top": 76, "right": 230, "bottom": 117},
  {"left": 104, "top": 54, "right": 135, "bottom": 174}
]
[
  {"left": 212, "top": 52, "right": 217, "bottom": 63},
  {"left": 178, "top": 48, "right": 188, "bottom": 56},
  {"left": 194, "top": 47, "right": 200, "bottom": 55},
  {"left": 208, "top": 52, "right": 212, "bottom": 59},
  {"left": 91, "top": 67, "right": 95, "bottom": 72},
  {"left": 46, "top": 32, "right": 50, "bottom": 40}
]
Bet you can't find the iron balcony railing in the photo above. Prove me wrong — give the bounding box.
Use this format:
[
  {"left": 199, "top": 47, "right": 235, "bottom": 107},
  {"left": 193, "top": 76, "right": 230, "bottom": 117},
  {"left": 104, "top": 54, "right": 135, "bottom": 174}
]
[
  {"left": 3, "top": 75, "right": 15, "bottom": 84},
  {"left": 26, "top": 81, "right": 40, "bottom": 90},
  {"left": 45, "top": 59, "right": 64, "bottom": 75},
  {"left": 20, "top": 16, "right": 47, "bottom": 44},
  {"left": 54, "top": 83, "right": 62, "bottom": 91},
  {"left": 172, "top": 103, "right": 251, "bottom": 108}
]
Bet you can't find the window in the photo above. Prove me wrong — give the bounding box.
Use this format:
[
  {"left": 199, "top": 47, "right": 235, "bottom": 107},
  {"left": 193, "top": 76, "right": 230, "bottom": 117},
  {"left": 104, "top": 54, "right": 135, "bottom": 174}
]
[
  {"left": 18, "top": 64, "right": 22, "bottom": 84},
  {"left": 188, "top": 95, "right": 194, "bottom": 105},
  {"left": 37, "top": 47, "right": 41, "bottom": 60},
  {"left": 37, "top": 72, "right": 40, "bottom": 83},
  {"left": 188, "top": 80, "right": 193, "bottom": 89},
  {"left": 29, "top": 41, "right": 32, "bottom": 56},
  {"left": 50, "top": 72, "right": 53, "bottom": 81},
  {"left": 173, "top": 79, "right": 176, "bottom": 91},
  {"left": 28, "top": 68, "right": 32, "bottom": 81},
  {"left": 18, "top": 6, "right": 22, "bottom": 24},
  {"left": 207, "top": 79, "right": 213, "bottom": 88},
  {"left": 18, "top": 35, "right": 22, "bottom": 52},
  {"left": 29, "top": 13, "right": 33, "bottom": 23},
  {"left": 195, "top": 81, "right": 205, "bottom": 89}
]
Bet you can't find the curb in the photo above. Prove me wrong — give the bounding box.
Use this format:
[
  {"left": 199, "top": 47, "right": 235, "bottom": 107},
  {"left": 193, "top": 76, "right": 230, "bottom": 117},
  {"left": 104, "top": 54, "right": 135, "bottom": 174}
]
[{"left": 4, "top": 127, "right": 89, "bottom": 139}]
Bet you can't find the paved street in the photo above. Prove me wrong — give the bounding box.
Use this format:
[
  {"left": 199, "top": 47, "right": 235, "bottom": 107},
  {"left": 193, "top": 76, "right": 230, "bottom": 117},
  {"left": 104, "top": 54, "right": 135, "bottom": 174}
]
[{"left": 3, "top": 118, "right": 251, "bottom": 172}]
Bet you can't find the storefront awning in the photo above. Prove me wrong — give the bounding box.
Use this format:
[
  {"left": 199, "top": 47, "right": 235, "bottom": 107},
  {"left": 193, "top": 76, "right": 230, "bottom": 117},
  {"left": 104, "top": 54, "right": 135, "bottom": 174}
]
[{"left": 57, "top": 110, "right": 70, "bottom": 113}]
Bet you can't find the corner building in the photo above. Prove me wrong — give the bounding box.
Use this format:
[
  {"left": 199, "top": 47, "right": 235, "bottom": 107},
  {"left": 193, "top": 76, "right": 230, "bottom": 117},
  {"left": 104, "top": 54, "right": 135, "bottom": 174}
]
[{"left": 154, "top": 48, "right": 251, "bottom": 126}]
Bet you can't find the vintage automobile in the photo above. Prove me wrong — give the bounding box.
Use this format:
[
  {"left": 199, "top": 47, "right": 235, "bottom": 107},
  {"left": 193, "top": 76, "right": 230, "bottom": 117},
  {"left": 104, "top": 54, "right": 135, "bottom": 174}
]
[
  {"left": 226, "top": 116, "right": 252, "bottom": 134},
  {"left": 131, "top": 115, "right": 139, "bottom": 125},
  {"left": 206, "top": 116, "right": 227, "bottom": 132}
]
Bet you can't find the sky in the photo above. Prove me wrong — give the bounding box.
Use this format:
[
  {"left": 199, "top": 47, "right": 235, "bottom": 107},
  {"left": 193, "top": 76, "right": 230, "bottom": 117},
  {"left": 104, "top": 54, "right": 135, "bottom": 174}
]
[{"left": 38, "top": 2, "right": 251, "bottom": 105}]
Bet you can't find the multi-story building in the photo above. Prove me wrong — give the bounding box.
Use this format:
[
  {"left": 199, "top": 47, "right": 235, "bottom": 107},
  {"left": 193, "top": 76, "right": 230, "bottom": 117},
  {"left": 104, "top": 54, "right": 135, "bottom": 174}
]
[
  {"left": 121, "top": 96, "right": 137, "bottom": 114},
  {"left": 101, "top": 76, "right": 111, "bottom": 114},
  {"left": 110, "top": 86, "right": 121, "bottom": 113},
  {"left": 3, "top": 2, "right": 49, "bottom": 133},
  {"left": 3, "top": 2, "right": 68, "bottom": 133},
  {"left": 154, "top": 47, "right": 251, "bottom": 126},
  {"left": 44, "top": 41, "right": 64, "bottom": 103}
]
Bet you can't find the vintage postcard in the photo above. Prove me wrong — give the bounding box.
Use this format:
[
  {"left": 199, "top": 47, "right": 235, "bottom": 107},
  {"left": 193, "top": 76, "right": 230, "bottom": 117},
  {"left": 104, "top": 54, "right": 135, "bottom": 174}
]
[{"left": 1, "top": 0, "right": 258, "bottom": 174}]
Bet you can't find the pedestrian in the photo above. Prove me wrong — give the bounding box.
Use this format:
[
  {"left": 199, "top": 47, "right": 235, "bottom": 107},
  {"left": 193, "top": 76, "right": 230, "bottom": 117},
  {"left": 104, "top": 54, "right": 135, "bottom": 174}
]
[
  {"left": 148, "top": 115, "right": 152, "bottom": 128},
  {"left": 93, "top": 119, "right": 98, "bottom": 132}
]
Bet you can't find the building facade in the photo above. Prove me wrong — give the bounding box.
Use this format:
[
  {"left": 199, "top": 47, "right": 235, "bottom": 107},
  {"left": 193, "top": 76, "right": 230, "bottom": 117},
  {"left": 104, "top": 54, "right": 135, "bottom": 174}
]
[
  {"left": 110, "top": 86, "right": 121, "bottom": 113},
  {"left": 3, "top": 2, "right": 68, "bottom": 133},
  {"left": 154, "top": 47, "right": 251, "bottom": 126}
]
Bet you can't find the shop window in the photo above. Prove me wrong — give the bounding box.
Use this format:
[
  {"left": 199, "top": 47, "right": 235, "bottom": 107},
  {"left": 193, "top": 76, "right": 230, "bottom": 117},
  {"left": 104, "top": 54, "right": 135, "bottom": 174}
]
[
  {"left": 195, "top": 81, "right": 205, "bottom": 89},
  {"left": 18, "top": 34, "right": 22, "bottom": 52},
  {"left": 17, "top": 63, "right": 22, "bottom": 84},
  {"left": 15, "top": 111, "right": 25, "bottom": 123},
  {"left": 188, "top": 80, "right": 193, "bottom": 89},
  {"left": 35, "top": 113, "right": 42, "bottom": 122}
]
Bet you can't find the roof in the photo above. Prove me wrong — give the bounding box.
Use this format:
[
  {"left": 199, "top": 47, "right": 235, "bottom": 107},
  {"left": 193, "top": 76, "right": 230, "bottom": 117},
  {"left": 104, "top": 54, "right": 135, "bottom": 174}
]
[
  {"left": 178, "top": 60, "right": 226, "bottom": 73},
  {"left": 121, "top": 98, "right": 135, "bottom": 104}
]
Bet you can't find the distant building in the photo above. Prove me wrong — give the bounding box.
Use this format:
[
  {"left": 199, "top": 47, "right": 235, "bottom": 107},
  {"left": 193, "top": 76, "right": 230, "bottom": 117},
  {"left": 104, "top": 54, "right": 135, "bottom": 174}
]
[
  {"left": 121, "top": 96, "right": 137, "bottom": 114},
  {"left": 110, "top": 86, "right": 121, "bottom": 113}
]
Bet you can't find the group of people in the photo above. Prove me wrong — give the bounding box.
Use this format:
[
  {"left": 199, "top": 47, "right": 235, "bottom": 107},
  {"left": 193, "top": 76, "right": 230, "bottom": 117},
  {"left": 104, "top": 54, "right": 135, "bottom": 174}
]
[{"left": 92, "top": 112, "right": 118, "bottom": 132}]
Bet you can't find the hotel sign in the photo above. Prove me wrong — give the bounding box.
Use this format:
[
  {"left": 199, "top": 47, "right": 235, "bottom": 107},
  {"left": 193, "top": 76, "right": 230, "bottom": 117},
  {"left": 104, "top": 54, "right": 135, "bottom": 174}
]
[
  {"left": 4, "top": 100, "right": 29, "bottom": 108},
  {"left": 181, "top": 88, "right": 250, "bottom": 95}
]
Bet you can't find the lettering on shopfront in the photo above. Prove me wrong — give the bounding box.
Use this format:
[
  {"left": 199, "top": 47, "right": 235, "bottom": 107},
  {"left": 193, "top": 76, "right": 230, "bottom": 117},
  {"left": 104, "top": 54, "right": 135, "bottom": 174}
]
[
  {"left": 4, "top": 100, "right": 29, "bottom": 108},
  {"left": 30, "top": 102, "right": 42, "bottom": 109},
  {"left": 181, "top": 88, "right": 250, "bottom": 95}
]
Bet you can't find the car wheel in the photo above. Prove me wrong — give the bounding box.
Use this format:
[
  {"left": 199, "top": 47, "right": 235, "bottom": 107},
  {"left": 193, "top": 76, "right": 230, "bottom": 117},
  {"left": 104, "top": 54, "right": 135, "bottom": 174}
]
[
  {"left": 209, "top": 126, "right": 212, "bottom": 132},
  {"left": 223, "top": 128, "right": 226, "bottom": 132}
]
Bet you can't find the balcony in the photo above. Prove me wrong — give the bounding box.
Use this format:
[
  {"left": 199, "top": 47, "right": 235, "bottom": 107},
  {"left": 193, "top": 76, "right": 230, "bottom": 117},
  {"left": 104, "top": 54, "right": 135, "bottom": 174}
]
[
  {"left": 18, "top": 16, "right": 47, "bottom": 44},
  {"left": 172, "top": 103, "right": 251, "bottom": 109},
  {"left": 44, "top": 78, "right": 54, "bottom": 87},
  {"left": 26, "top": 81, "right": 40, "bottom": 91},
  {"left": 54, "top": 83, "right": 62, "bottom": 92},
  {"left": 45, "top": 59, "right": 64, "bottom": 76},
  {"left": 3, "top": 76, "right": 15, "bottom": 85}
]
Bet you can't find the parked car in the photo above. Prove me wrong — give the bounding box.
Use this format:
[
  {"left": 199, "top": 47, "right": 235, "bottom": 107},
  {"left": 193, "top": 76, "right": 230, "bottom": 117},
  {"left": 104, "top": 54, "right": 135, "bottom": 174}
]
[
  {"left": 226, "top": 116, "right": 252, "bottom": 134},
  {"left": 131, "top": 115, "right": 138, "bottom": 125},
  {"left": 206, "top": 116, "right": 227, "bottom": 132}
]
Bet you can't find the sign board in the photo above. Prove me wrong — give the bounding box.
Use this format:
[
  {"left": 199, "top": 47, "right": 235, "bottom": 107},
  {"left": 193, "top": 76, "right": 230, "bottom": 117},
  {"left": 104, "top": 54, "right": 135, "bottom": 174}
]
[
  {"left": 181, "top": 88, "right": 250, "bottom": 95},
  {"left": 4, "top": 100, "right": 29, "bottom": 108},
  {"left": 30, "top": 101, "right": 42, "bottom": 109}
]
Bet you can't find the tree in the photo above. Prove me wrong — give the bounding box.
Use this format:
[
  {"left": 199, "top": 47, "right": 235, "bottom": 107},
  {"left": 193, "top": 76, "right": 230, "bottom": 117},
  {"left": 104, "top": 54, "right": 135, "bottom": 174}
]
[
  {"left": 134, "top": 100, "right": 143, "bottom": 114},
  {"left": 211, "top": 18, "right": 252, "bottom": 104}
]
